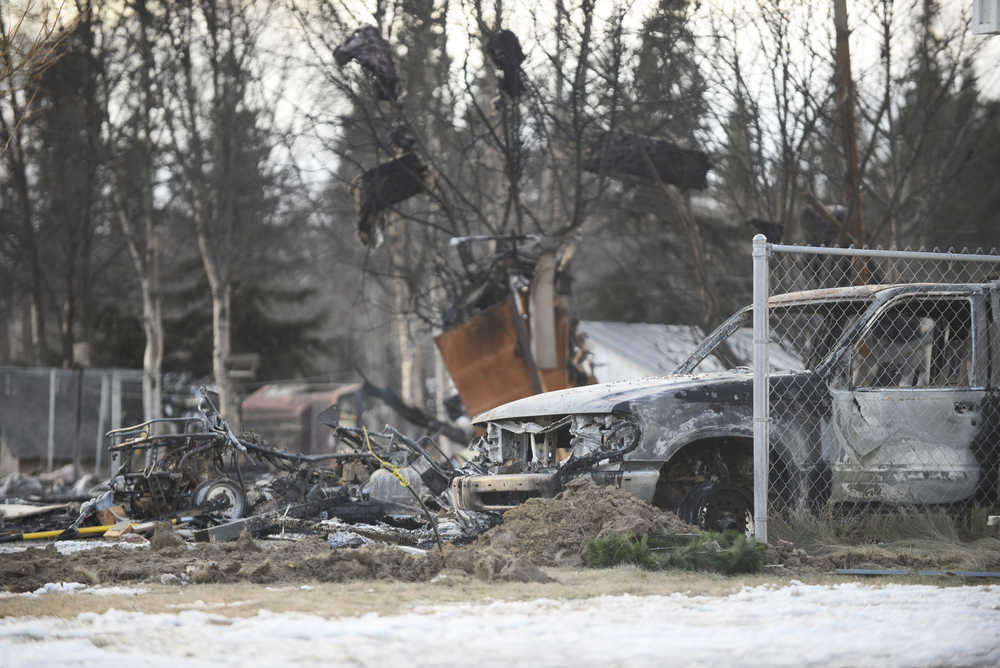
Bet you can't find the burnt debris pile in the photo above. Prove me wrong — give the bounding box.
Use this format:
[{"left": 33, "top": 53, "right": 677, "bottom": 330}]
[{"left": 0, "top": 397, "right": 706, "bottom": 589}]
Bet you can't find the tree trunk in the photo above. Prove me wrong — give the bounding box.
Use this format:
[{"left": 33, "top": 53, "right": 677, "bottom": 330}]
[
  {"left": 209, "top": 280, "right": 236, "bottom": 429},
  {"left": 114, "top": 198, "right": 164, "bottom": 423},
  {"left": 388, "top": 217, "right": 419, "bottom": 406},
  {"left": 140, "top": 277, "right": 163, "bottom": 422},
  {"left": 61, "top": 279, "right": 76, "bottom": 366},
  {"left": 395, "top": 282, "right": 414, "bottom": 405}
]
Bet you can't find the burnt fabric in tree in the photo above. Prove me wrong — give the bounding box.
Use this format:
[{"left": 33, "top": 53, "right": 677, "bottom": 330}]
[
  {"left": 334, "top": 24, "right": 400, "bottom": 101},
  {"left": 353, "top": 152, "right": 428, "bottom": 246},
  {"left": 583, "top": 131, "right": 710, "bottom": 190},
  {"left": 485, "top": 29, "right": 525, "bottom": 97}
]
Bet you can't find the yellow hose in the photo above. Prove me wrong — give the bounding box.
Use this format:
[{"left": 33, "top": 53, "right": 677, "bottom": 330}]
[
  {"left": 20, "top": 525, "right": 113, "bottom": 540},
  {"left": 16, "top": 518, "right": 179, "bottom": 541}
]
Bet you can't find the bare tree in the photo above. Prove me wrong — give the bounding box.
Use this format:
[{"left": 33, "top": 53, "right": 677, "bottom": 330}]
[
  {"left": 1, "top": 1, "right": 69, "bottom": 128},
  {"left": 0, "top": 1, "right": 73, "bottom": 363},
  {"left": 103, "top": 0, "right": 165, "bottom": 419},
  {"left": 708, "top": 0, "right": 830, "bottom": 238},
  {"left": 852, "top": 0, "right": 983, "bottom": 249},
  {"left": 161, "top": 0, "right": 276, "bottom": 424},
  {"left": 708, "top": 0, "right": 985, "bottom": 253}
]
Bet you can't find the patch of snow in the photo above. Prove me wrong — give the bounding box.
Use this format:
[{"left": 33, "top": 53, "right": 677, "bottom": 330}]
[
  {"left": 0, "top": 539, "right": 149, "bottom": 555},
  {"left": 30, "top": 582, "right": 88, "bottom": 596},
  {"left": 167, "top": 600, "right": 257, "bottom": 610},
  {"left": 265, "top": 532, "right": 312, "bottom": 542},
  {"left": 0, "top": 583, "right": 998, "bottom": 666},
  {"left": 0, "top": 583, "right": 149, "bottom": 599}
]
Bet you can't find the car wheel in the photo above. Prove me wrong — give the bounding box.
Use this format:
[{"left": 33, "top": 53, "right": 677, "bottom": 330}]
[{"left": 678, "top": 481, "right": 753, "bottom": 534}]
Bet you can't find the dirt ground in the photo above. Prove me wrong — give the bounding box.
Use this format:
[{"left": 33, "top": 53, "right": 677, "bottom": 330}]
[{"left": 2, "top": 479, "right": 998, "bottom": 599}]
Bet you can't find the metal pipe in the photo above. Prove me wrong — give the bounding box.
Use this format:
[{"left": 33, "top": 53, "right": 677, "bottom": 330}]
[
  {"left": 752, "top": 234, "right": 770, "bottom": 544},
  {"left": 95, "top": 374, "right": 108, "bottom": 473},
  {"left": 770, "top": 244, "right": 1000, "bottom": 263}
]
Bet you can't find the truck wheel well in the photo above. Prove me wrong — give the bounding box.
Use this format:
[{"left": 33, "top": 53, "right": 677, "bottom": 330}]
[{"left": 651, "top": 436, "right": 793, "bottom": 514}]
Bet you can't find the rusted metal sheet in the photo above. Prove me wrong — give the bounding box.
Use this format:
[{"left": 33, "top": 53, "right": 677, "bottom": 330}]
[{"left": 435, "top": 298, "right": 571, "bottom": 418}]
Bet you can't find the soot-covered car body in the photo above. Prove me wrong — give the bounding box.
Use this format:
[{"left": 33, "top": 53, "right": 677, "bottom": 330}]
[{"left": 451, "top": 283, "right": 1000, "bottom": 529}]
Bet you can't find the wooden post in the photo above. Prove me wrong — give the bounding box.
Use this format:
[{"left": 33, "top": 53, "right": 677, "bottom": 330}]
[{"left": 833, "top": 0, "right": 864, "bottom": 248}]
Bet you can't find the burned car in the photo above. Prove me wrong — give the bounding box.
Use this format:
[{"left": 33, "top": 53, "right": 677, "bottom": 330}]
[{"left": 451, "top": 283, "right": 999, "bottom": 530}]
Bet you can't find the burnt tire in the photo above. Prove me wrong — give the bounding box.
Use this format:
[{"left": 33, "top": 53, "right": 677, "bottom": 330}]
[
  {"left": 678, "top": 482, "right": 753, "bottom": 534},
  {"left": 193, "top": 478, "right": 248, "bottom": 520}
]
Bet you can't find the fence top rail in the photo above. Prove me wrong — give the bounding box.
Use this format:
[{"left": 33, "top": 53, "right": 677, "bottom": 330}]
[
  {"left": 769, "top": 242, "right": 1000, "bottom": 263},
  {"left": 0, "top": 366, "right": 144, "bottom": 377}
]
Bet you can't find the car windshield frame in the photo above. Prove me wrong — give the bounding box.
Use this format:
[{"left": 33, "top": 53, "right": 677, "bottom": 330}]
[{"left": 674, "top": 297, "right": 875, "bottom": 375}]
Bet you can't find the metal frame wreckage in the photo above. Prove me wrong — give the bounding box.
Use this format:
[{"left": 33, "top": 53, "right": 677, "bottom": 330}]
[{"left": 0, "top": 387, "right": 474, "bottom": 546}]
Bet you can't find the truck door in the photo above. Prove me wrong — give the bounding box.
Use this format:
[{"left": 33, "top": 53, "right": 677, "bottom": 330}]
[{"left": 827, "top": 292, "right": 987, "bottom": 504}]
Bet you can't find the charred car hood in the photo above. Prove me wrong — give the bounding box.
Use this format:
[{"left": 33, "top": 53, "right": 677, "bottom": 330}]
[{"left": 471, "top": 371, "right": 753, "bottom": 423}]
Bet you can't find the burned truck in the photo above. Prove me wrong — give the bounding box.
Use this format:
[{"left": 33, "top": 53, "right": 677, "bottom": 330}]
[{"left": 451, "top": 283, "right": 1000, "bottom": 530}]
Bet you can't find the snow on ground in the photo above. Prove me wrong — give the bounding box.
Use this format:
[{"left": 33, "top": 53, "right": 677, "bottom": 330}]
[
  {"left": 0, "top": 583, "right": 149, "bottom": 599},
  {"left": 1, "top": 582, "right": 998, "bottom": 667},
  {"left": 0, "top": 539, "right": 149, "bottom": 555}
]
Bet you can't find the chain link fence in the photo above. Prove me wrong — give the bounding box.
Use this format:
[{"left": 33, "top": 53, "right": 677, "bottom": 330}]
[
  {"left": 752, "top": 237, "right": 1000, "bottom": 542},
  {"left": 0, "top": 367, "right": 144, "bottom": 475}
]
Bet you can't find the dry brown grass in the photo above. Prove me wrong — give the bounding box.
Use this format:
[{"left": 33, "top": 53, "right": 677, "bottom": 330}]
[
  {"left": 0, "top": 566, "right": 971, "bottom": 620},
  {"left": 768, "top": 508, "right": 1000, "bottom": 572}
]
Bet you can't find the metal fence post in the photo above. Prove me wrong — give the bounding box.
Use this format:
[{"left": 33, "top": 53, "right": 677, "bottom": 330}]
[
  {"left": 752, "top": 234, "right": 770, "bottom": 543},
  {"left": 95, "top": 373, "right": 109, "bottom": 474},
  {"left": 47, "top": 368, "right": 56, "bottom": 471},
  {"left": 110, "top": 371, "right": 122, "bottom": 475}
]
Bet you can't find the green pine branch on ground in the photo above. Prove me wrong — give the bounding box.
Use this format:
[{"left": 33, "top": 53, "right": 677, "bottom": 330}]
[{"left": 584, "top": 531, "right": 767, "bottom": 574}]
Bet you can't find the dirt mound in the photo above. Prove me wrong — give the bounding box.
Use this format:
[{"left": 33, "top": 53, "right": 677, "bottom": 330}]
[
  {"left": 300, "top": 544, "right": 442, "bottom": 583},
  {"left": 472, "top": 479, "right": 699, "bottom": 567},
  {"left": 149, "top": 522, "right": 186, "bottom": 551}
]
